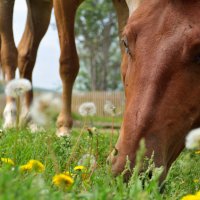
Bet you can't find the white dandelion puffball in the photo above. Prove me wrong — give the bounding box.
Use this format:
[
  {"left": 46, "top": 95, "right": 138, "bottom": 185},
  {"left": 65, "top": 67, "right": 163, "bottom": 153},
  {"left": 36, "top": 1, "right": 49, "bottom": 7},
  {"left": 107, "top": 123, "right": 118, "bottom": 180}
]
[
  {"left": 5, "top": 78, "right": 32, "bottom": 98},
  {"left": 185, "top": 128, "right": 200, "bottom": 149},
  {"left": 104, "top": 100, "right": 116, "bottom": 116},
  {"left": 30, "top": 93, "right": 61, "bottom": 125},
  {"left": 78, "top": 102, "right": 96, "bottom": 116},
  {"left": 78, "top": 154, "right": 97, "bottom": 170}
]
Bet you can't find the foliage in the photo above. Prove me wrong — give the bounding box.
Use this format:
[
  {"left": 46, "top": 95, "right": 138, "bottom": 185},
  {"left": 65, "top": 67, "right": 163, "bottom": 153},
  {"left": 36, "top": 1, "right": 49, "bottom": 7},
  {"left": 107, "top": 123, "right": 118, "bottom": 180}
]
[
  {"left": 74, "top": 0, "right": 122, "bottom": 91},
  {"left": 0, "top": 124, "right": 200, "bottom": 199}
]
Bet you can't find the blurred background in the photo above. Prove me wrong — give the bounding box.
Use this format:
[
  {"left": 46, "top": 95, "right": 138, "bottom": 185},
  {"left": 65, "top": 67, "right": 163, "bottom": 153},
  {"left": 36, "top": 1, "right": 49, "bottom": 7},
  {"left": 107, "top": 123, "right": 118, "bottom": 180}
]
[{"left": 0, "top": 0, "right": 125, "bottom": 120}]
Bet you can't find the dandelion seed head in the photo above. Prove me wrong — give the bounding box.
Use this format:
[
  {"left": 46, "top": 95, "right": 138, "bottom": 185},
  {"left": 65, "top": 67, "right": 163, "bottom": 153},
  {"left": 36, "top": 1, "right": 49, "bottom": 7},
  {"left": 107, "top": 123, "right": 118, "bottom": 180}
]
[
  {"left": 185, "top": 128, "right": 200, "bottom": 149},
  {"left": 30, "top": 93, "right": 61, "bottom": 125},
  {"left": 78, "top": 154, "right": 96, "bottom": 170},
  {"left": 104, "top": 100, "right": 116, "bottom": 116},
  {"left": 78, "top": 102, "right": 96, "bottom": 116},
  {"left": 5, "top": 78, "right": 31, "bottom": 98}
]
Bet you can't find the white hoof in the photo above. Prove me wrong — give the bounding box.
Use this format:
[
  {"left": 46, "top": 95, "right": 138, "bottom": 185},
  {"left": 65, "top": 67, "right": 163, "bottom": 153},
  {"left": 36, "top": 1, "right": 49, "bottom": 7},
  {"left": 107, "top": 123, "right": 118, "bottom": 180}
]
[
  {"left": 56, "top": 127, "right": 71, "bottom": 137},
  {"left": 3, "top": 102, "right": 17, "bottom": 129}
]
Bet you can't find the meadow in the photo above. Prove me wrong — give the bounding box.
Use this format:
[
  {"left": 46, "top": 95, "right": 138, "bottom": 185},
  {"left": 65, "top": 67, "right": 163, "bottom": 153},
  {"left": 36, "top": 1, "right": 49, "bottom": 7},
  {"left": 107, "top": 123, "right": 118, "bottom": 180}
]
[{"left": 0, "top": 113, "right": 200, "bottom": 200}]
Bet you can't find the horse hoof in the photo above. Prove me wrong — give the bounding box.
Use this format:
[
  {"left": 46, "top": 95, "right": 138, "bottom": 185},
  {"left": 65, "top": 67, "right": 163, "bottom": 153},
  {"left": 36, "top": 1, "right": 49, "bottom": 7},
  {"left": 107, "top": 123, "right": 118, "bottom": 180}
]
[{"left": 56, "top": 127, "right": 71, "bottom": 137}]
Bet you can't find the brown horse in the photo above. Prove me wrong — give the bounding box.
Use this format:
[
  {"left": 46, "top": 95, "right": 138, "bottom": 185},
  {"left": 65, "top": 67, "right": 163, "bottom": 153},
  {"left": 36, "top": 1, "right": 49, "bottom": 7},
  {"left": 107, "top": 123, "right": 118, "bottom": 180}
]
[
  {"left": 109, "top": 0, "right": 200, "bottom": 181},
  {"left": 0, "top": 0, "right": 128, "bottom": 136}
]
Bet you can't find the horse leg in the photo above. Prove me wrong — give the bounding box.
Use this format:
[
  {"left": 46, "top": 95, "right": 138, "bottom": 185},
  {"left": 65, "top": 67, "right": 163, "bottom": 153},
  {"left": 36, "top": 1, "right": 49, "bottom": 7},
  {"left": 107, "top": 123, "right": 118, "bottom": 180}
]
[
  {"left": 0, "top": 0, "right": 18, "bottom": 128},
  {"left": 18, "top": 0, "right": 52, "bottom": 120},
  {"left": 53, "top": 0, "right": 83, "bottom": 136}
]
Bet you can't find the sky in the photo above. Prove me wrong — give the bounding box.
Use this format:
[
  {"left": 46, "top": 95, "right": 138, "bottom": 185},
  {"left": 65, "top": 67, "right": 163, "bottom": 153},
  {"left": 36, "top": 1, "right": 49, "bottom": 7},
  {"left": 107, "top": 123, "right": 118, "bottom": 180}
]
[{"left": 13, "top": 2, "right": 62, "bottom": 90}]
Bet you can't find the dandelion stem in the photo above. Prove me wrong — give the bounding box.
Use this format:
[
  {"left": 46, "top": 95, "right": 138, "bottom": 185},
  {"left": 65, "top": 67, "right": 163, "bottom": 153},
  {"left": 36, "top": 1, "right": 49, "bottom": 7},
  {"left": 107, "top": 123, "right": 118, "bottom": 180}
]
[
  {"left": 96, "top": 131, "right": 99, "bottom": 164},
  {"left": 46, "top": 137, "right": 60, "bottom": 174},
  {"left": 65, "top": 119, "right": 87, "bottom": 169},
  {"left": 16, "top": 96, "right": 20, "bottom": 129},
  {"left": 109, "top": 116, "right": 114, "bottom": 155}
]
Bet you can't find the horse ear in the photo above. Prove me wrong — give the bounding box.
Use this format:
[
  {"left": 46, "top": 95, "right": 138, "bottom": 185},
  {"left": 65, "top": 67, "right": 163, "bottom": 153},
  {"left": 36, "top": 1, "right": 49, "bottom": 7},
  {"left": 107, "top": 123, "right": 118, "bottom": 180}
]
[{"left": 125, "top": 0, "right": 143, "bottom": 16}]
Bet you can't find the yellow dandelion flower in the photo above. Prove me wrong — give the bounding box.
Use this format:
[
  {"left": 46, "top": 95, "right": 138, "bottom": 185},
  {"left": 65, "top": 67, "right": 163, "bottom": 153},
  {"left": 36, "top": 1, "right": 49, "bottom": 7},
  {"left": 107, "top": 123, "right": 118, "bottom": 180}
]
[
  {"left": 20, "top": 160, "right": 45, "bottom": 173},
  {"left": 1, "top": 158, "right": 14, "bottom": 165},
  {"left": 20, "top": 164, "right": 32, "bottom": 172},
  {"left": 195, "top": 150, "right": 200, "bottom": 154},
  {"left": 27, "top": 160, "right": 45, "bottom": 172},
  {"left": 196, "top": 191, "right": 200, "bottom": 197},
  {"left": 74, "top": 165, "right": 89, "bottom": 180},
  {"left": 181, "top": 191, "right": 200, "bottom": 200},
  {"left": 74, "top": 165, "right": 86, "bottom": 172},
  {"left": 193, "top": 179, "right": 199, "bottom": 183},
  {"left": 52, "top": 174, "right": 74, "bottom": 189},
  {"left": 63, "top": 171, "right": 75, "bottom": 177}
]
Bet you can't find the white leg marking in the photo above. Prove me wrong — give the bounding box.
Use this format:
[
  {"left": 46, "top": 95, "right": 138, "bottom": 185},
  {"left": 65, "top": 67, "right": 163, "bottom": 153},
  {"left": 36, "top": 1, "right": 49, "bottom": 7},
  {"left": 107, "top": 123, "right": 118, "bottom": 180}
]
[{"left": 3, "top": 102, "right": 17, "bottom": 129}]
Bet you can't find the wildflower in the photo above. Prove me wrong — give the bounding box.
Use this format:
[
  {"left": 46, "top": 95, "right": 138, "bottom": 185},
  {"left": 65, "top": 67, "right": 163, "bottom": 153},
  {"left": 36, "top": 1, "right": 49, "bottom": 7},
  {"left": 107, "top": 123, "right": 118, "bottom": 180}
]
[
  {"left": 63, "top": 171, "right": 74, "bottom": 177},
  {"left": 52, "top": 174, "right": 74, "bottom": 189},
  {"left": 30, "top": 93, "right": 61, "bottom": 125},
  {"left": 1, "top": 158, "right": 14, "bottom": 165},
  {"left": 186, "top": 128, "right": 200, "bottom": 149},
  {"left": 74, "top": 165, "right": 89, "bottom": 179},
  {"left": 181, "top": 191, "right": 200, "bottom": 200},
  {"left": 92, "top": 127, "right": 97, "bottom": 132},
  {"left": 5, "top": 78, "right": 32, "bottom": 98},
  {"left": 193, "top": 179, "right": 199, "bottom": 183},
  {"left": 20, "top": 160, "right": 45, "bottom": 173},
  {"left": 195, "top": 150, "right": 200, "bottom": 154},
  {"left": 30, "top": 100, "right": 47, "bottom": 126},
  {"left": 104, "top": 100, "right": 116, "bottom": 116},
  {"left": 78, "top": 154, "right": 96, "bottom": 170},
  {"left": 20, "top": 164, "right": 32, "bottom": 172},
  {"left": 78, "top": 102, "right": 96, "bottom": 117},
  {"left": 74, "top": 165, "right": 86, "bottom": 172}
]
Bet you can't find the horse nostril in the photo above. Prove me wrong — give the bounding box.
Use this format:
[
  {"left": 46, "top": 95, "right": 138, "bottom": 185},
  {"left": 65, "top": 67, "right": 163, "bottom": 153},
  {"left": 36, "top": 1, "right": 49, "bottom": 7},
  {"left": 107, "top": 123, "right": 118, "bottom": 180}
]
[
  {"left": 113, "top": 147, "right": 118, "bottom": 156},
  {"left": 106, "top": 147, "right": 119, "bottom": 165}
]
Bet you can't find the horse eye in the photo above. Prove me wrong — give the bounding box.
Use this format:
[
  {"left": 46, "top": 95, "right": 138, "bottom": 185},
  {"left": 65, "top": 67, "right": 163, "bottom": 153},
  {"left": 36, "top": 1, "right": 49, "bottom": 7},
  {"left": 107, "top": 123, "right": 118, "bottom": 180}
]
[
  {"left": 194, "top": 55, "right": 200, "bottom": 64},
  {"left": 121, "top": 37, "right": 132, "bottom": 57}
]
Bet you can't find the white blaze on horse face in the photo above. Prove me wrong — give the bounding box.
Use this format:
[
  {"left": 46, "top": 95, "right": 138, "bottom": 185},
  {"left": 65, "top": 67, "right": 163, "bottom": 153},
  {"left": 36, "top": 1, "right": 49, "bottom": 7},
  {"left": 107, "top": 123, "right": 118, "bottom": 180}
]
[
  {"left": 126, "top": 0, "right": 142, "bottom": 16},
  {"left": 3, "top": 102, "right": 17, "bottom": 129}
]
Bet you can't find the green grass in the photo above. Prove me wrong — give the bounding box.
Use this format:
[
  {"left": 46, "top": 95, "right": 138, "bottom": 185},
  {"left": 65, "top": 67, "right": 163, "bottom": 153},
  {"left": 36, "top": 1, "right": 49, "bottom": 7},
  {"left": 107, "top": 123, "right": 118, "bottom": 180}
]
[{"left": 0, "top": 124, "right": 200, "bottom": 200}]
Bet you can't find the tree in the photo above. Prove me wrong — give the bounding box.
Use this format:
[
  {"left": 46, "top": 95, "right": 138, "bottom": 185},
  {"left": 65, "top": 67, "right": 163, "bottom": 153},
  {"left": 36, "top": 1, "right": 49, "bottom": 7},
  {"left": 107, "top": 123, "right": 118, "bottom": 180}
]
[{"left": 74, "top": 0, "right": 122, "bottom": 91}]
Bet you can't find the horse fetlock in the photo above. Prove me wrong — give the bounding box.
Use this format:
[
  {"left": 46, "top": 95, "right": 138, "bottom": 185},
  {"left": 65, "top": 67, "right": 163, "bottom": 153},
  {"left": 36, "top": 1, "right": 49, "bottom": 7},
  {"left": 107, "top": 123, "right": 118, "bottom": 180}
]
[
  {"left": 57, "top": 114, "right": 73, "bottom": 128},
  {"left": 3, "top": 102, "right": 17, "bottom": 129}
]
